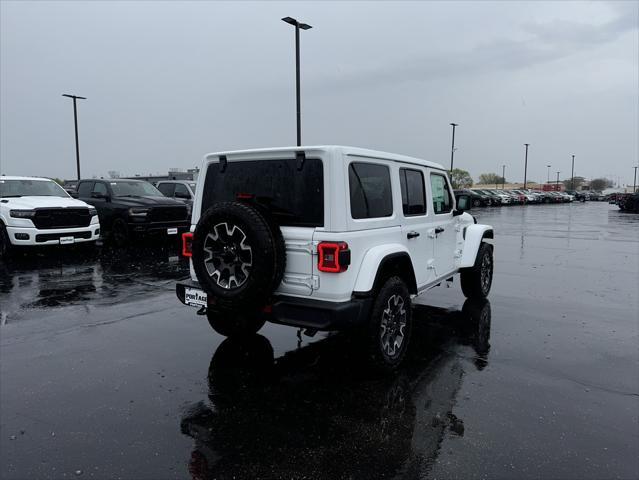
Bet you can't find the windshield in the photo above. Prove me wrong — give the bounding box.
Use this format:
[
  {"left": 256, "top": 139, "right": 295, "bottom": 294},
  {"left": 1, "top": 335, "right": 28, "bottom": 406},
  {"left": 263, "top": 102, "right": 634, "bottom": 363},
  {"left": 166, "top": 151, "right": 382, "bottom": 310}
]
[
  {"left": 109, "top": 181, "right": 162, "bottom": 197},
  {"left": 0, "top": 179, "right": 69, "bottom": 198}
]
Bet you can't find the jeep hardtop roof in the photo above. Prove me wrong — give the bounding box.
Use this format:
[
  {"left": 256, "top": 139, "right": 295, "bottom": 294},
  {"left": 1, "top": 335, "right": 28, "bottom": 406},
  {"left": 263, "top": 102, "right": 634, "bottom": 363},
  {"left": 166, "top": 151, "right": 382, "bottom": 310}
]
[{"left": 202, "top": 145, "right": 446, "bottom": 172}]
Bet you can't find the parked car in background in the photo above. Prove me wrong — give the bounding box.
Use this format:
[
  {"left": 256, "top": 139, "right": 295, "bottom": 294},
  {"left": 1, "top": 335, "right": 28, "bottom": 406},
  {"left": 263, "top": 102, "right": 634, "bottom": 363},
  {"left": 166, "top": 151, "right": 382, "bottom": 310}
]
[
  {"left": 75, "top": 179, "right": 190, "bottom": 247},
  {"left": 617, "top": 193, "right": 639, "bottom": 213},
  {"left": 156, "top": 180, "right": 197, "bottom": 204},
  {"left": 0, "top": 176, "right": 100, "bottom": 258},
  {"left": 455, "top": 189, "right": 492, "bottom": 207},
  {"left": 503, "top": 190, "right": 525, "bottom": 204},
  {"left": 472, "top": 189, "right": 503, "bottom": 205},
  {"left": 532, "top": 191, "right": 555, "bottom": 203},
  {"left": 512, "top": 190, "right": 539, "bottom": 203},
  {"left": 485, "top": 189, "right": 513, "bottom": 205},
  {"left": 62, "top": 180, "right": 78, "bottom": 196}
]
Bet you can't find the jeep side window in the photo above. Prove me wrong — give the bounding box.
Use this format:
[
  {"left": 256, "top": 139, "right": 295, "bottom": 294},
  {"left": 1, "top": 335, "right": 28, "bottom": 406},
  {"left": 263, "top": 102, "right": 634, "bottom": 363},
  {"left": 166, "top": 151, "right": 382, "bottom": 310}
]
[
  {"left": 157, "top": 183, "right": 175, "bottom": 197},
  {"left": 430, "top": 173, "right": 453, "bottom": 214},
  {"left": 400, "top": 168, "right": 426, "bottom": 216},
  {"left": 349, "top": 162, "right": 393, "bottom": 219},
  {"left": 77, "top": 181, "right": 93, "bottom": 198}
]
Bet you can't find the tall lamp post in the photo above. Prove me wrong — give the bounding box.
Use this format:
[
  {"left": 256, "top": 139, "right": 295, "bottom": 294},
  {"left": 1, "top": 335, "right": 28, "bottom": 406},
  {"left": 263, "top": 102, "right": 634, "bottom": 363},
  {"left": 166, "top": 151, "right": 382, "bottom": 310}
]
[
  {"left": 546, "top": 165, "right": 551, "bottom": 184},
  {"left": 571, "top": 154, "right": 575, "bottom": 191},
  {"left": 502, "top": 165, "right": 506, "bottom": 189},
  {"left": 556, "top": 171, "right": 560, "bottom": 190},
  {"left": 62, "top": 94, "right": 86, "bottom": 180},
  {"left": 523, "top": 143, "right": 529, "bottom": 189},
  {"left": 633, "top": 166, "right": 638, "bottom": 193},
  {"left": 449, "top": 123, "right": 458, "bottom": 172},
  {"left": 282, "top": 17, "right": 312, "bottom": 147}
]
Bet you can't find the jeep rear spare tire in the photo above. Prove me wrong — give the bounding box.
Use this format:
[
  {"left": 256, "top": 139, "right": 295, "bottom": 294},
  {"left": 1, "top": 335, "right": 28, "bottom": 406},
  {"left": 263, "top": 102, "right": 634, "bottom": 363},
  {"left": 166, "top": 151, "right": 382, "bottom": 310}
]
[{"left": 192, "top": 201, "right": 284, "bottom": 311}]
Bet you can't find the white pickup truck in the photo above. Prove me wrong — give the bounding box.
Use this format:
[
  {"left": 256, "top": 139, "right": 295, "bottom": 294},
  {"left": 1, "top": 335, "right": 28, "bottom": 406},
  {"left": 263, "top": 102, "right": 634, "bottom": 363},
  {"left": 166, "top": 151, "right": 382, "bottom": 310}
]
[{"left": 0, "top": 176, "right": 100, "bottom": 258}]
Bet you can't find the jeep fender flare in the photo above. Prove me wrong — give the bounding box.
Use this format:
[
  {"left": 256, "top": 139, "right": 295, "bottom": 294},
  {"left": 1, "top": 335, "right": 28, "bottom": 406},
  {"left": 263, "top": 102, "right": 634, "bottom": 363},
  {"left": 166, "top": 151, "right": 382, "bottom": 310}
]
[
  {"left": 459, "top": 225, "right": 494, "bottom": 268},
  {"left": 353, "top": 244, "right": 417, "bottom": 295}
]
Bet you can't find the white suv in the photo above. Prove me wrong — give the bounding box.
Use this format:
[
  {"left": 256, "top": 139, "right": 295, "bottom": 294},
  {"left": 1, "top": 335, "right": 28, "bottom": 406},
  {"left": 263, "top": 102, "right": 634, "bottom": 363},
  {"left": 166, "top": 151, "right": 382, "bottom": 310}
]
[
  {"left": 0, "top": 176, "right": 100, "bottom": 258},
  {"left": 176, "top": 146, "right": 494, "bottom": 368}
]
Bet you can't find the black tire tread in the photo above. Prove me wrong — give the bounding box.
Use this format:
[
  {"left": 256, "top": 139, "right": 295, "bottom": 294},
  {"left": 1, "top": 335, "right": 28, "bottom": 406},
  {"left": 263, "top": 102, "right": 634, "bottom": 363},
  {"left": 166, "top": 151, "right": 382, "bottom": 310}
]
[
  {"left": 460, "top": 242, "right": 493, "bottom": 299},
  {"left": 192, "top": 202, "right": 280, "bottom": 312}
]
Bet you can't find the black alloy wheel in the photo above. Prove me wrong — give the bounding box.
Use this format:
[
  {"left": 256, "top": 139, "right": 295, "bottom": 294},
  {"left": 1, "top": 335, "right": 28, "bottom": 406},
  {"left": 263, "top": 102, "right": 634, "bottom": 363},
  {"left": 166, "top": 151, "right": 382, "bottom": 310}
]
[{"left": 367, "top": 276, "right": 413, "bottom": 371}]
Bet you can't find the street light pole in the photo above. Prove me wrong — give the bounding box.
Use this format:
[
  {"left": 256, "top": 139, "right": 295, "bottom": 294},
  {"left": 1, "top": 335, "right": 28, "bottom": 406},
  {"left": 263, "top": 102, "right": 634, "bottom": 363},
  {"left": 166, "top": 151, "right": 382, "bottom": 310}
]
[
  {"left": 449, "top": 123, "right": 458, "bottom": 172},
  {"left": 282, "top": 17, "right": 312, "bottom": 147},
  {"left": 571, "top": 154, "right": 575, "bottom": 191},
  {"left": 523, "top": 143, "right": 529, "bottom": 190},
  {"left": 547, "top": 165, "right": 551, "bottom": 184},
  {"left": 62, "top": 94, "right": 87, "bottom": 181},
  {"left": 634, "top": 166, "right": 638, "bottom": 193},
  {"left": 556, "top": 171, "right": 560, "bottom": 190},
  {"left": 502, "top": 164, "right": 506, "bottom": 190}
]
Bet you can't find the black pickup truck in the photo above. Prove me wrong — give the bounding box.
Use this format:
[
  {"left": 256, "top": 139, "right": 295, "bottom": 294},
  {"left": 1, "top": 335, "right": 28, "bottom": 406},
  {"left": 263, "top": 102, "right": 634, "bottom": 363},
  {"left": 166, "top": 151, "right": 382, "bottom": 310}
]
[{"left": 75, "top": 179, "right": 190, "bottom": 246}]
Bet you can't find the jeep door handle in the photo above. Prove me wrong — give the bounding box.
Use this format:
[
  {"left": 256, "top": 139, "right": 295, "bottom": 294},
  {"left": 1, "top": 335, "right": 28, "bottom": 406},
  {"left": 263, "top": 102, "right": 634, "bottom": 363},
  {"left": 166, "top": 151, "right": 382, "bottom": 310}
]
[
  {"left": 435, "top": 227, "right": 445, "bottom": 234},
  {"left": 407, "top": 231, "right": 420, "bottom": 239}
]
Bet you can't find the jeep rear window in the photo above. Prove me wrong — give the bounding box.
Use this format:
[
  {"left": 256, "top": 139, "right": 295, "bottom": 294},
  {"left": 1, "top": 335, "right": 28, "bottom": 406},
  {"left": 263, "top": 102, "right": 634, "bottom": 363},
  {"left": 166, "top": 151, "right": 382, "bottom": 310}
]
[{"left": 201, "top": 158, "right": 324, "bottom": 227}]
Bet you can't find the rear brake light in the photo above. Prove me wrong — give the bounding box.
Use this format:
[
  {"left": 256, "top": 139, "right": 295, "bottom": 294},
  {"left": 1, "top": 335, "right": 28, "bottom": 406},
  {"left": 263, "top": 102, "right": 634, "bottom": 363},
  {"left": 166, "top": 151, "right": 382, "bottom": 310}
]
[
  {"left": 318, "top": 242, "right": 350, "bottom": 273},
  {"left": 182, "top": 232, "right": 193, "bottom": 257}
]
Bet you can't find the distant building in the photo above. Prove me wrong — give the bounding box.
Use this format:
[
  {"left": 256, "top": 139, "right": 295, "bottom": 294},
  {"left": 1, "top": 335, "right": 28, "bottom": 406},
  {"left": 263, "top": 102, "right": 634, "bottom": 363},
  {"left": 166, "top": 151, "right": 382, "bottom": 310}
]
[{"left": 122, "top": 168, "right": 200, "bottom": 183}]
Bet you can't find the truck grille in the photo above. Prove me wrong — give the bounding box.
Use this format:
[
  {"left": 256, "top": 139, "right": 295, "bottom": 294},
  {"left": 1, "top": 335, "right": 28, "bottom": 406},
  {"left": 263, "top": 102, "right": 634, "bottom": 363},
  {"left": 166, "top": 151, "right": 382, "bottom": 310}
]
[
  {"left": 149, "top": 206, "right": 188, "bottom": 222},
  {"left": 32, "top": 208, "right": 92, "bottom": 229}
]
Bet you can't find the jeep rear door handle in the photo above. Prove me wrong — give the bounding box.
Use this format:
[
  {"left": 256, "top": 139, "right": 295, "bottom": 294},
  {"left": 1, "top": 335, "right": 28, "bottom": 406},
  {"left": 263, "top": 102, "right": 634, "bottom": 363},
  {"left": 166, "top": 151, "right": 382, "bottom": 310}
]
[
  {"left": 435, "top": 227, "right": 445, "bottom": 234},
  {"left": 407, "top": 231, "right": 420, "bottom": 239}
]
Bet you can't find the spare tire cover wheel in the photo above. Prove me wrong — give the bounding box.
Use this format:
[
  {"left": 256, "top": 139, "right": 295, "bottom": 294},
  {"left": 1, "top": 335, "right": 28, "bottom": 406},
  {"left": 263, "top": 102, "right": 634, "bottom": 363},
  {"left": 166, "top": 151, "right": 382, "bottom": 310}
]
[{"left": 203, "top": 221, "right": 253, "bottom": 289}]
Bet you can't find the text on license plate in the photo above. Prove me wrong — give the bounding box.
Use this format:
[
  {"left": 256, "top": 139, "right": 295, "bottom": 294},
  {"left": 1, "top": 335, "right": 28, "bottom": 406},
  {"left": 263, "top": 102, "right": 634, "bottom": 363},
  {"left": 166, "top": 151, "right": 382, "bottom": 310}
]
[
  {"left": 167, "top": 228, "right": 178, "bottom": 235},
  {"left": 184, "top": 288, "right": 207, "bottom": 307},
  {"left": 60, "top": 236, "right": 75, "bottom": 245}
]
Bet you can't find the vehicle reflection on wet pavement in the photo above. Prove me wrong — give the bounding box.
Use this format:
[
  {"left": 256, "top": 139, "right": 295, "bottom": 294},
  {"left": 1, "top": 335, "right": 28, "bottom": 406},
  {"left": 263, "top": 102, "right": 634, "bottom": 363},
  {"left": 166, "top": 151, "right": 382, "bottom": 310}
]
[
  {"left": 180, "top": 300, "right": 490, "bottom": 480},
  {"left": 1, "top": 203, "right": 638, "bottom": 479}
]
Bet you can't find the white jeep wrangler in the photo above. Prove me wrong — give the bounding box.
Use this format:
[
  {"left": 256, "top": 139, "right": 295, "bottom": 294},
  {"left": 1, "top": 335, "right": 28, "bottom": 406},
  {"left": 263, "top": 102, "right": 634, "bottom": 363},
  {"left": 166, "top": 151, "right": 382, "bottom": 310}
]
[{"left": 177, "top": 146, "right": 493, "bottom": 368}]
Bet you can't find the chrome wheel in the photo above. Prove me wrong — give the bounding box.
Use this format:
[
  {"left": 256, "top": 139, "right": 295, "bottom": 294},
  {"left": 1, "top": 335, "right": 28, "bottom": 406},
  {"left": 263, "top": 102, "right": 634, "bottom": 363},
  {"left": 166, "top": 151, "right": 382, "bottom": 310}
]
[
  {"left": 203, "top": 222, "right": 253, "bottom": 289},
  {"left": 380, "top": 294, "right": 407, "bottom": 359},
  {"left": 480, "top": 252, "right": 493, "bottom": 293}
]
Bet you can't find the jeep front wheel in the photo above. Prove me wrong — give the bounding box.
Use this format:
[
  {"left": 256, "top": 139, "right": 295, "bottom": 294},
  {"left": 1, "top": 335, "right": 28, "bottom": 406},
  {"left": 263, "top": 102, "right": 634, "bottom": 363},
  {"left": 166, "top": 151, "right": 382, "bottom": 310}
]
[
  {"left": 460, "top": 242, "right": 493, "bottom": 299},
  {"left": 367, "top": 276, "right": 412, "bottom": 370}
]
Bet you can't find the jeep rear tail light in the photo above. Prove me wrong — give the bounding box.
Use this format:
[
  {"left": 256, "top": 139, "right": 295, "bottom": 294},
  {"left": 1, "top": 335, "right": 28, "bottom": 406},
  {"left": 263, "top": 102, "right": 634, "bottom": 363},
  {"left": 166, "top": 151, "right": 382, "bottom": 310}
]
[
  {"left": 182, "top": 232, "right": 193, "bottom": 257},
  {"left": 318, "top": 242, "right": 350, "bottom": 273}
]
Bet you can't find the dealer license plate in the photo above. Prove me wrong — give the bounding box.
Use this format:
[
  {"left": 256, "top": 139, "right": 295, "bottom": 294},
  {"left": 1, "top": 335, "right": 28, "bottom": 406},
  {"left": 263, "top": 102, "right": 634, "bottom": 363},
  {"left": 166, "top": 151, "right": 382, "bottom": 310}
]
[
  {"left": 59, "top": 236, "right": 75, "bottom": 245},
  {"left": 167, "top": 228, "right": 178, "bottom": 235},
  {"left": 184, "top": 288, "right": 207, "bottom": 307}
]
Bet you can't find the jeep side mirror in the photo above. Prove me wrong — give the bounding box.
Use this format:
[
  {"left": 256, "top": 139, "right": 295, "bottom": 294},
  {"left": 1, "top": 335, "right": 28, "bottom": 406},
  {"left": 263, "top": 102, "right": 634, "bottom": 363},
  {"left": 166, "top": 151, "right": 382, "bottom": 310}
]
[{"left": 454, "top": 194, "right": 470, "bottom": 215}]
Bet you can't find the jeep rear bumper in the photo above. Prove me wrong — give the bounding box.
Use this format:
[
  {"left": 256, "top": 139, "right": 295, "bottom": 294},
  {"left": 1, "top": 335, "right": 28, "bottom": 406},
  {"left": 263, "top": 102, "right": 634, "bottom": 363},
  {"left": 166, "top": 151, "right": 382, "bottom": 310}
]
[{"left": 176, "top": 281, "right": 372, "bottom": 331}]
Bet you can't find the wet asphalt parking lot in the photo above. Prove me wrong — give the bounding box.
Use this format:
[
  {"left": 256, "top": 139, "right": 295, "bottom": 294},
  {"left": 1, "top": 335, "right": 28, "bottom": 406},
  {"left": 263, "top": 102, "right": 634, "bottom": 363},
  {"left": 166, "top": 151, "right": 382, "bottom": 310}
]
[{"left": 1, "top": 202, "right": 638, "bottom": 480}]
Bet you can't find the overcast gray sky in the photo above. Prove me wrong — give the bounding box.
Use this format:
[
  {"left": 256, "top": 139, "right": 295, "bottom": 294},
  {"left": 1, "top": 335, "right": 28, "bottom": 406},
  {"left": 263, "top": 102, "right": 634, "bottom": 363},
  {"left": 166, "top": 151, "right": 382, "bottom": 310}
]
[{"left": 1, "top": 1, "right": 637, "bottom": 185}]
